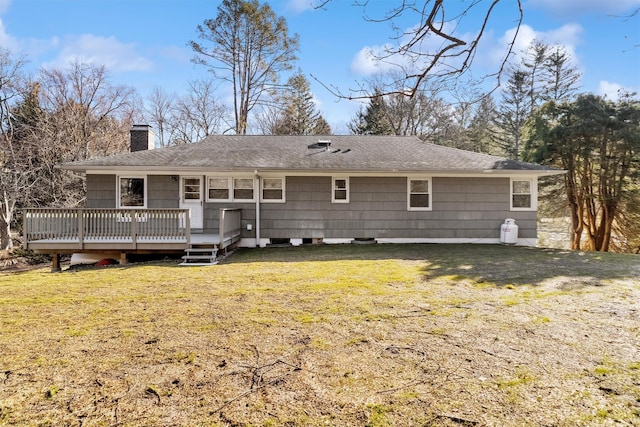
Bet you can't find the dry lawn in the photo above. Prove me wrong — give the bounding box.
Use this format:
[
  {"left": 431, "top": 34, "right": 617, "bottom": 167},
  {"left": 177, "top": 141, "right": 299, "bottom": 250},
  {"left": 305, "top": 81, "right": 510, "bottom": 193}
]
[{"left": 1, "top": 244, "right": 639, "bottom": 426}]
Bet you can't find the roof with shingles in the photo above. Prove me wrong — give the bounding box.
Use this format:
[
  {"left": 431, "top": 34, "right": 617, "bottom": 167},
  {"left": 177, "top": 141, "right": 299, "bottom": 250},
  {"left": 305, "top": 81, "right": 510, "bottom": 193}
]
[{"left": 61, "top": 135, "right": 559, "bottom": 174}]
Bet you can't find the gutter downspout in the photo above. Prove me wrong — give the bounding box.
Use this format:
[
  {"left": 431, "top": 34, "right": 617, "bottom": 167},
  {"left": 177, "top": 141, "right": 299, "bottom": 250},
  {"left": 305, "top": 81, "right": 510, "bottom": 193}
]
[{"left": 255, "top": 172, "right": 261, "bottom": 247}]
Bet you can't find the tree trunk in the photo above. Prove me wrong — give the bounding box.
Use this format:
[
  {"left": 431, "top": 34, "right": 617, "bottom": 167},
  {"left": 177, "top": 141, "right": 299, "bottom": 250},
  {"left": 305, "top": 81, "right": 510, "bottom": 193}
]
[
  {"left": 1, "top": 193, "right": 14, "bottom": 250},
  {"left": 0, "top": 216, "right": 13, "bottom": 250}
]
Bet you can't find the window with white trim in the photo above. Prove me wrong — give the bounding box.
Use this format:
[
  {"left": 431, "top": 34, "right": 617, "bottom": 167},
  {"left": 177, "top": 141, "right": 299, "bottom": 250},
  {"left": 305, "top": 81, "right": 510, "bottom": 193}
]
[
  {"left": 332, "top": 177, "right": 349, "bottom": 203},
  {"left": 408, "top": 178, "right": 431, "bottom": 211},
  {"left": 118, "top": 176, "right": 146, "bottom": 208},
  {"left": 262, "top": 177, "right": 285, "bottom": 202},
  {"left": 207, "top": 177, "right": 231, "bottom": 201},
  {"left": 511, "top": 178, "right": 536, "bottom": 210},
  {"left": 233, "top": 178, "right": 254, "bottom": 201}
]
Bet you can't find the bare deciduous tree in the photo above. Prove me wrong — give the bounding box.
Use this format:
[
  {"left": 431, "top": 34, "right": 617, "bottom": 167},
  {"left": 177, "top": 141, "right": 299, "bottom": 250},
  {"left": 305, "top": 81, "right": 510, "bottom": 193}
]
[
  {"left": 190, "top": 0, "right": 299, "bottom": 134},
  {"left": 144, "top": 86, "right": 177, "bottom": 148},
  {"left": 0, "top": 49, "right": 33, "bottom": 249},
  {"left": 314, "top": 0, "right": 523, "bottom": 101},
  {"left": 172, "top": 79, "right": 230, "bottom": 143}
]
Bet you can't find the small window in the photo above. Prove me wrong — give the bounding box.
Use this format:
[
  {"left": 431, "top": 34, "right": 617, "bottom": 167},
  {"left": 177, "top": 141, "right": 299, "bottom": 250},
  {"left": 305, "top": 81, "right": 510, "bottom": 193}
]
[
  {"left": 511, "top": 179, "right": 535, "bottom": 210},
  {"left": 408, "top": 178, "right": 431, "bottom": 211},
  {"left": 262, "top": 177, "right": 285, "bottom": 202},
  {"left": 183, "top": 177, "right": 201, "bottom": 200},
  {"left": 234, "top": 178, "right": 254, "bottom": 201},
  {"left": 119, "top": 176, "right": 145, "bottom": 208},
  {"left": 332, "top": 177, "right": 349, "bottom": 203},
  {"left": 208, "top": 177, "right": 231, "bottom": 201}
]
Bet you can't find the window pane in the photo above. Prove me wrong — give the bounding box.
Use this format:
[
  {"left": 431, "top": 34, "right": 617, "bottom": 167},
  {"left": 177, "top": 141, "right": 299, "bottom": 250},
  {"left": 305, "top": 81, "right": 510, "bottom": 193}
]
[
  {"left": 411, "top": 180, "right": 429, "bottom": 193},
  {"left": 334, "top": 189, "right": 347, "bottom": 200},
  {"left": 209, "top": 178, "right": 228, "bottom": 188},
  {"left": 263, "top": 178, "right": 282, "bottom": 190},
  {"left": 209, "top": 189, "right": 229, "bottom": 199},
  {"left": 263, "top": 189, "right": 283, "bottom": 200},
  {"left": 208, "top": 178, "right": 229, "bottom": 200},
  {"left": 233, "top": 178, "right": 254, "bottom": 200},
  {"left": 410, "top": 194, "right": 430, "bottom": 208},
  {"left": 513, "top": 194, "right": 531, "bottom": 208},
  {"left": 334, "top": 179, "right": 347, "bottom": 190},
  {"left": 513, "top": 180, "right": 530, "bottom": 194},
  {"left": 120, "top": 178, "right": 144, "bottom": 207},
  {"left": 234, "top": 178, "right": 253, "bottom": 189},
  {"left": 234, "top": 188, "right": 254, "bottom": 200}
]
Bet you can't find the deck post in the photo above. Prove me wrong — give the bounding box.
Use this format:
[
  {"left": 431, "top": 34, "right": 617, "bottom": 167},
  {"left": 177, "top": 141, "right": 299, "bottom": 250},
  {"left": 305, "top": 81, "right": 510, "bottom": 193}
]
[
  {"left": 131, "top": 210, "right": 138, "bottom": 249},
  {"left": 78, "top": 209, "right": 84, "bottom": 249},
  {"left": 51, "top": 252, "right": 61, "bottom": 273},
  {"left": 119, "top": 252, "right": 129, "bottom": 265}
]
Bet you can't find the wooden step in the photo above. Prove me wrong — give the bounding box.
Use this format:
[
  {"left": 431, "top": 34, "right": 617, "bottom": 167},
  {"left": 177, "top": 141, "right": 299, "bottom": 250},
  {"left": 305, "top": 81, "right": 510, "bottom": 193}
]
[{"left": 179, "top": 245, "right": 219, "bottom": 266}]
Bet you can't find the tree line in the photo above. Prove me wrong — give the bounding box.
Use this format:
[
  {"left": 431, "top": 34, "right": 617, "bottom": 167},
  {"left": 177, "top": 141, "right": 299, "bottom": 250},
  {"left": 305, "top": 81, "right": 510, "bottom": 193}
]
[{"left": 1, "top": 0, "right": 639, "bottom": 253}]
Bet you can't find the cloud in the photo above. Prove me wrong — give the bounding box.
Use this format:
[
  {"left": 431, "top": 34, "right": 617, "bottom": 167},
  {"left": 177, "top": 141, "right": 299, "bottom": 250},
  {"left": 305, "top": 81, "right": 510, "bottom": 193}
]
[
  {"left": 487, "top": 23, "right": 583, "bottom": 68},
  {"left": 527, "top": 0, "right": 640, "bottom": 16},
  {"left": 0, "top": 0, "right": 10, "bottom": 14},
  {"left": 285, "top": 0, "right": 318, "bottom": 14},
  {"left": 43, "top": 34, "right": 153, "bottom": 73},
  {"left": 597, "top": 81, "right": 636, "bottom": 101},
  {"left": 350, "top": 43, "right": 401, "bottom": 76},
  {"left": 0, "top": 18, "right": 18, "bottom": 51},
  {"left": 350, "top": 21, "right": 463, "bottom": 78}
]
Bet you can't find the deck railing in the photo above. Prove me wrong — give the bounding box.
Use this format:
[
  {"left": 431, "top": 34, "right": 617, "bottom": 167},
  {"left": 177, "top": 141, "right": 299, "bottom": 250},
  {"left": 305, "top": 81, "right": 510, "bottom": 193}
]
[
  {"left": 23, "top": 208, "right": 191, "bottom": 250},
  {"left": 219, "top": 208, "right": 242, "bottom": 249}
]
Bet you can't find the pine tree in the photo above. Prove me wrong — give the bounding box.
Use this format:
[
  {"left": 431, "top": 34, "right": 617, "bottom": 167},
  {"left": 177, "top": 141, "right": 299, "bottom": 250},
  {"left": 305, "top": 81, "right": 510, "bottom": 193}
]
[
  {"left": 493, "top": 68, "right": 531, "bottom": 159},
  {"left": 542, "top": 46, "right": 581, "bottom": 103},
  {"left": 348, "top": 89, "right": 393, "bottom": 135},
  {"left": 468, "top": 94, "right": 499, "bottom": 154},
  {"left": 272, "top": 72, "right": 331, "bottom": 135}
]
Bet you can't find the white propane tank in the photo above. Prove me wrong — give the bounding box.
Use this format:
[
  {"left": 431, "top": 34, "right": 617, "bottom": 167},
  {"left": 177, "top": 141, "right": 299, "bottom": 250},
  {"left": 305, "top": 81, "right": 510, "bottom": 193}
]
[{"left": 500, "top": 218, "right": 519, "bottom": 244}]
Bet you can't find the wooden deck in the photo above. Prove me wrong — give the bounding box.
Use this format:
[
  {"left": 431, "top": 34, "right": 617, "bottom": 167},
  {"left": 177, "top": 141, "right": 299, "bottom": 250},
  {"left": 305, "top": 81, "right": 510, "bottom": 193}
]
[{"left": 23, "top": 208, "right": 242, "bottom": 270}]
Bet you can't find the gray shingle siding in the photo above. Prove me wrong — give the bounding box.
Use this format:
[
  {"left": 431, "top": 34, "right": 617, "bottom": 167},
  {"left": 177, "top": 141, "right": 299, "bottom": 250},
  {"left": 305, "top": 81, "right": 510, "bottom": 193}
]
[
  {"left": 84, "top": 174, "right": 536, "bottom": 241},
  {"left": 86, "top": 174, "right": 116, "bottom": 208},
  {"left": 147, "top": 175, "right": 179, "bottom": 209},
  {"left": 255, "top": 176, "right": 536, "bottom": 240}
]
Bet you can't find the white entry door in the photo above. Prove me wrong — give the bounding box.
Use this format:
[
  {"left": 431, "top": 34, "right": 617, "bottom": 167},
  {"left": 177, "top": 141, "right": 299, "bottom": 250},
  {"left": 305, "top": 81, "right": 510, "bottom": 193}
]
[{"left": 180, "top": 176, "right": 203, "bottom": 229}]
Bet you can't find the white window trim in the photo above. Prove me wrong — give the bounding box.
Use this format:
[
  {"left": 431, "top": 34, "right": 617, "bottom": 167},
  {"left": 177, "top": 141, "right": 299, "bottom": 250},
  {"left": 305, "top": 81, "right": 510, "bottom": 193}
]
[
  {"left": 206, "top": 176, "right": 232, "bottom": 202},
  {"left": 407, "top": 177, "right": 432, "bottom": 211},
  {"left": 117, "top": 175, "right": 147, "bottom": 209},
  {"left": 261, "top": 177, "right": 286, "bottom": 203},
  {"left": 510, "top": 177, "right": 538, "bottom": 211},
  {"left": 332, "top": 176, "right": 349, "bottom": 203}
]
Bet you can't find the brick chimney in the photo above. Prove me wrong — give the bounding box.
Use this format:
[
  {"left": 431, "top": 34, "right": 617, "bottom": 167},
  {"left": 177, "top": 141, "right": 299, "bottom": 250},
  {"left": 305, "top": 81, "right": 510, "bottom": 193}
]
[{"left": 130, "top": 124, "right": 155, "bottom": 152}]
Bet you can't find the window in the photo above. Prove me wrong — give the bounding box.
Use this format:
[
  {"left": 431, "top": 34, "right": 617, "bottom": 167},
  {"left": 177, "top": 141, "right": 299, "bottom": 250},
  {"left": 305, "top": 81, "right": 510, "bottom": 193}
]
[
  {"left": 262, "top": 177, "right": 285, "bottom": 202},
  {"left": 511, "top": 179, "right": 536, "bottom": 210},
  {"left": 233, "top": 178, "right": 254, "bottom": 201},
  {"left": 207, "top": 177, "right": 231, "bottom": 201},
  {"left": 408, "top": 178, "right": 431, "bottom": 211},
  {"left": 332, "top": 177, "right": 349, "bottom": 203},
  {"left": 183, "top": 177, "right": 201, "bottom": 200},
  {"left": 118, "top": 176, "right": 146, "bottom": 208}
]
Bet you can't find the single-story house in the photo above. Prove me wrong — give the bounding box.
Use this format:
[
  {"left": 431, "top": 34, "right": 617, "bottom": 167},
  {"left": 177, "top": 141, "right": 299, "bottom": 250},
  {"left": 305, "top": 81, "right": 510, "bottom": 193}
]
[{"left": 23, "top": 125, "right": 563, "bottom": 270}]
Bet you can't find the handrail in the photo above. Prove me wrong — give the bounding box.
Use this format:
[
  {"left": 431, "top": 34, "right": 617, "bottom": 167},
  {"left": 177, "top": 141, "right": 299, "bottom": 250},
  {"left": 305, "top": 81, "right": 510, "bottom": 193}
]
[
  {"left": 219, "top": 208, "right": 242, "bottom": 248},
  {"left": 23, "top": 208, "right": 190, "bottom": 249}
]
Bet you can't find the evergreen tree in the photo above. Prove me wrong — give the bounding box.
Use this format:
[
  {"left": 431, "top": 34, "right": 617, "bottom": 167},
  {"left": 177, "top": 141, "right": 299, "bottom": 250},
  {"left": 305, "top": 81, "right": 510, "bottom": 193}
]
[
  {"left": 522, "top": 40, "right": 548, "bottom": 115},
  {"left": 523, "top": 94, "right": 640, "bottom": 252},
  {"left": 348, "top": 89, "right": 393, "bottom": 135},
  {"left": 467, "top": 94, "right": 499, "bottom": 154},
  {"left": 493, "top": 68, "right": 531, "bottom": 159},
  {"left": 273, "top": 72, "right": 331, "bottom": 135},
  {"left": 541, "top": 46, "right": 581, "bottom": 103}
]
